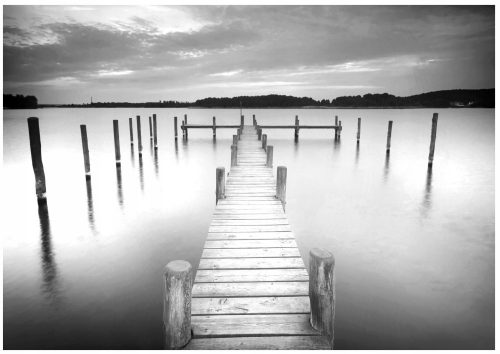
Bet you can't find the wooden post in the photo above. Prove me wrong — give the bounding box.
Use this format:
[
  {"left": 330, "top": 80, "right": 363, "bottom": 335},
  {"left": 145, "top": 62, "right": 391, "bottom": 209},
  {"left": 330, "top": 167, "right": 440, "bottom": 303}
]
[
  {"left": 174, "top": 116, "right": 178, "bottom": 141},
  {"left": 233, "top": 135, "right": 238, "bottom": 146},
  {"left": 80, "top": 124, "right": 91, "bottom": 178},
  {"left": 334, "top": 116, "right": 338, "bottom": 139},
  {"left": 237, "top": 128, "right": 241, "bottom": 140},
  {"left": 276, "top": 166, "right": 287, "bottom": 209},
  {"left": 129, "top": 118, "right": 134, "bottom": 145},
  {"left": 212, "top": 116, "right": 216, "bottom": 139},
  {"left": 163, "top": 260, "right": 192, "bottom": 349},
  {"left": 27, "top": 117, "right": 47, "bottom": 201},
  {"left": 428, "top": 113, "right": 439, "bottom": 167},
  {"left": 182, "top": 121, "right": 185, "bottom": 139},
  {"left": 184, "top": 114, "right": 188, "bottom": 139},
  {"left": 338, "top": 121, "right": 342, "bottom": 138},
  {"left": 266, "top": 145, "right": 273, "bottom": 167},
  {"left": 386, "top": 120, "right": 393, "bottom": 153},
  {"left": 309, "top": 248, "right": 335, "bottom": 348},
  {"left": 356, "top": 117, "right": 361, "bottom": 144},
  {"left": 294, "top": 115, "right": 299, "bottom": 141},
  {"left": 257, "top": 128, "right": 262, "bottom": 140},
  {"left": 231, "top": 145, "right": 237, "bottom": 167},
  {"left": 262, "top": 134, "right": 267, "bottom": 151},
  {"left": 113, "top": 119, "right": 121, "bottom": 165},
  {"left": 216, "top": 167, "right": 225, "bottom": 204},
  {"left": 149, "top": 116, "right": 153, "bottom": 139},
  {"left": 136, "top": 115, "right": 143, "bottom": 155},
  {"left": 153, "top": 114, "right": 158, "bottom": 149},
  {"left": 240, "top": 115, "right": 244, "bottom": 127},
  {"left": 253, "top": 114, "right": 256, "bottom": 126}
]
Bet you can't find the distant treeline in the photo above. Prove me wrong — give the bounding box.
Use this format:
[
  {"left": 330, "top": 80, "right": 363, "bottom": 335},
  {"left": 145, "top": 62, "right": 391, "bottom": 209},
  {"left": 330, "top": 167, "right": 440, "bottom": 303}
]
[
  {"left": 5, "top": 89, "right": 495, "bottom": 109},
  {"left": 4, "top": 94, "right": 38, "bottom": 109}
]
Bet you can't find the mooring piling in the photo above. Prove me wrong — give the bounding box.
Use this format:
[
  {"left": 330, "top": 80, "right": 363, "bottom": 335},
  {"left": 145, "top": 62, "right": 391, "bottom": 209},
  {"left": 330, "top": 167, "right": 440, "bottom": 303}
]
[
  {"left": 182, "top": 120, "right": 186, "bottom": 139},
  {"left": 334, "top": 116, "right": 339, "bottom": 139},
  {"left": 240, "top": 115, "right": 244, "bottom": 127},
  {"left": 386, "top": 120, "right": 393, "bottom": 153},
  {"left": 257, "top": 128, "right": 262, "bottom": 140},
  {"left": 231, "top": 145, "right": 238, "bottom": 167},
  {"left": 216, "top": 167, "right": 225, "bottom": 204},
  {"left": 428, "top": 113, "right": 439, "bottom": 167},
  {"left": 184, "top": 114, "right": 188, "bottom": 139},
  {"left": 149, "top": 116, "right": 153, "bottom": 139},
  {"left": 174, "top": 116, "right": 178, "bottom": 141},
  {"left": 253, "top": 114, "right": 256, "bottom": 126},
  {"left": 338, "top": 120, "right": 342, "bottom": 139},
  {"left": 136, "top": 115, "right": 143, "bottom": 155},
  {"left": 212, "top": 116, "right": 216, "bottom": 139},
  {"left": 266, "top": 145, "right": 274, "bottom": 167},
  {"left": 294, "top": 115, "right": 299, "bottom": 141},
  {"left": 262, "top": 134, "right": 267, "bottom": 151},
  {"left": 27, "top": 117, "right": 47, "bottom": 201},
  {"left": 113, "top": 119, "right": 121, "bottom": 165},
  {"left": 129, "top": 118, "right": 134, "bottom": 145},
  {"left": 309, "top": 248, "right": 336, "bottom": 349},
  {"left": 80, "top": 124, "right": 91, "bottom": 178},
  {"left": 153, "top": 114, "right": 158, "bottom": 149},
  {"left": 163, "top": 260, "right": 193, "bottom": 349},
  {"left": 232, "top": 135, "right": 238, "bottom": 145},
  {"left": 356, "top": 117, "right": 361, "bottom": 144},
  {"left": 276, "top": 166, "right": 287, "bottom": 209}
]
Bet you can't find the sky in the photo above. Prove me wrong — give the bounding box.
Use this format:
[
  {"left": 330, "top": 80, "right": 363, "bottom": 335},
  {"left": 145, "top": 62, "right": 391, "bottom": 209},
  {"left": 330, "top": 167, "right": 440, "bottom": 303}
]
[{"left": 3, "top": 5, "right": 495, "bottom": 104}]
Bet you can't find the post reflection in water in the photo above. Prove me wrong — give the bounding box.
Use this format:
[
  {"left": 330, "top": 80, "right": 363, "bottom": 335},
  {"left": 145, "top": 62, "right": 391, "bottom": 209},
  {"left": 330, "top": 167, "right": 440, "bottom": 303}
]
[
  {"left": 421, "top": 167, "right": 433, "bottom": 218},
  {"left": 149, "top": 139, "right": 154, "bottom": 157},
  {"left": 383, "top": 151, "right": 390, "bottom": 182},
  {"left": 85, "top": 178, "right": 96, "bottom": 233},
  {"left": 130, "top": 144, "right": 135, "bottom": 167},
  {"left": 153, "top": 147, "right": 159, "bottom": 177},
  {"left": 37, "top": 201, "right": 61, "bottom": 303},
  {"left": 116, "top": 164, "right": 124, "bottom": 207},
  {"left": 138, "top": 154, "right": 144, "bottom": 191},
  {"left": 174, "top": 140, "right": 179, "bottom": 161},
  {"left": 355, "top": 142, "right": 360, "bottom": 165}
]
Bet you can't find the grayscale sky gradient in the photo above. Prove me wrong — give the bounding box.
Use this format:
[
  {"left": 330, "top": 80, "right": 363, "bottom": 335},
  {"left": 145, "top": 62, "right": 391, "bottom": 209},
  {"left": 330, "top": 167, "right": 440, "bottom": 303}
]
[{"left": 3, "top": 5, "right": 495, "bottom": 104}]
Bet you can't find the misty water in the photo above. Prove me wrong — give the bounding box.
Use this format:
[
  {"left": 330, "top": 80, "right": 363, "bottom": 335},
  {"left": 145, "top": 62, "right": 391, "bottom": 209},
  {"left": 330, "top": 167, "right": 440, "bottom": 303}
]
[{"left": 3, "top": 108, "right": 494, "bottom": 349}]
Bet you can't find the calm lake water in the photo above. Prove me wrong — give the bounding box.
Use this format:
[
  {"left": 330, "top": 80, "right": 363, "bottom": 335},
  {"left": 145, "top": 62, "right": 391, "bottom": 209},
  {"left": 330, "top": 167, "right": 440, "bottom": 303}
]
[{"left": 3, "top": 108, "right": 494, "bottom": 349}]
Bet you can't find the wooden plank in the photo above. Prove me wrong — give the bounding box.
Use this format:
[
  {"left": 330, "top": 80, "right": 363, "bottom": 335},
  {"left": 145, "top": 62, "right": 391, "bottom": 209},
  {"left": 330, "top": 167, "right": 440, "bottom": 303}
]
[
  {"left": 209, "top": 225, "right": 292, "bottom": 233},
  {"left": 194, "top": 268, "right": 309, "bottom": 283},
  {"left": 192, "top": 282, "right": 308, "bottom": 297},
  {"left": 207, "top": 231, "right": 293, "bottom": 239},
  {"left": 198, "top": 257, "right": 305, "bottom": 270},
  {"left": 191, "top": 295, "right": 310, "bottom": 315},
  {"left": 212, "top": 214, "right": 286, "bottom": 219},
  {"left": 210, "top": 219, "right": 288, "bottom": 226},
  {"left": 191, "top": 314, "right": 319, "bottom": 336},
  {"left": 185, "top": 336, "right": 330, "bottom": 350},
  {"left": 201, "top": 247, "right": 300, "bottom": 258},
  {"left": 204, "top": 239, "right": 297, "bottom": 248}
]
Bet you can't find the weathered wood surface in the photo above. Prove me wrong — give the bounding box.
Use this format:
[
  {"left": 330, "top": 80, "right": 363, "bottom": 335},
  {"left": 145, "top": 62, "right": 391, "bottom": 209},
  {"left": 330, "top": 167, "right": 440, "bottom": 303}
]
[{"left": 190, "top": 125, "right": 328, "bottom": 350}]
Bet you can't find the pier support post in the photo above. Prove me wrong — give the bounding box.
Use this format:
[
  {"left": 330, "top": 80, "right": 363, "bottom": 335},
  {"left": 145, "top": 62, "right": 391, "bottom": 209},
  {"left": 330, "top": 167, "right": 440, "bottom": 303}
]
[
  {"left": 80, "top": 124, "right": 91, "bottom": 178},
  {"left": 257, "top": 128, "right": 262, "bottom": 141},
  {"left": 294, "top": 115, "right": 299, "bottom": 141},
  {"left": 184, "top": 114, "right": 188, "bottom": 139},
  {"left": 216, "top": 167, "right": 225, "bottom": 204},
  {"left": 266, "top": 145, "right": 273, "bottom": 167},
  {"left": 113, "top": 119, "right": 121, "bottom": 165},
  {"left": 338, "top": 121, "right": 342, "bottom": 139},
  {"left": 153, "top": 114, "right": 158, "bottom": 149},
  {"left": 182, "top": 121, "right": 185, "bottom": 139},
  {"left": 212, "top": 116, "right": 216, "bottom": 139},
  {"left": 231, "top": 145, "right": 238, "bottom": 167},
  {"left": 174, "top": 116, "right": 178, "bottom": 141},
  {"left": 240, "top": 115, "right": 244, "bottom": 127},
  {"left": 237, "top": 128, "right": 242, "bottom": 140},
  {"left": 136, "top": 115, "right": 143, "bottom": 155},
  {"left": 163, "top": 260, "right": 192, "bottom": 349},
  {"left": 276, "top": 166, "right": 287, "bottom": 209},
  {"left": 253, "top": 114, "right": 256, "bottom": 126},
  {"left": 356, "top": 117, "right": 361, "bottom": 144},
  {"left": 233, "top": 135, "right": 238, "bottom": 146},
  {"left": 428, "top": 113, "right": 439, "bottom": 167},
  {"left": 386, "top": 120, "right": 393, "bottom": 153},
  {"left": 309, "top": 248, "right": 335, "bottom": 349},
  {"left": 334, "top": 116, "right": 338, "bottom": 139},
  {"left": 27, "top": 117, "right": 47, "bottom": 201},
  {"left": 262, "top": 134, "right": 267, "bottom": 151},
  {"left": 129, "top": 118, "right": 134, "bottom": 145},
  {"left": 149, "top": 116, "right": 153, "bottom": 139}
]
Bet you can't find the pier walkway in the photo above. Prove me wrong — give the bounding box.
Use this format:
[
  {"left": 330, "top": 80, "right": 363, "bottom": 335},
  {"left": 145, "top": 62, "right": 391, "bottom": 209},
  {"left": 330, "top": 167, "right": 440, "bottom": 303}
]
[{"left": 186, "top": 125, "right": 330, "bottom": 350}]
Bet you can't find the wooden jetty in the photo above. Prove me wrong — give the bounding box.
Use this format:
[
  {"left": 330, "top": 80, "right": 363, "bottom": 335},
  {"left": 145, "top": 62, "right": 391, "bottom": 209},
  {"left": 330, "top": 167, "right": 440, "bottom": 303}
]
[{"left": 163, "top": 123, "right": 335, "bottom": 350}]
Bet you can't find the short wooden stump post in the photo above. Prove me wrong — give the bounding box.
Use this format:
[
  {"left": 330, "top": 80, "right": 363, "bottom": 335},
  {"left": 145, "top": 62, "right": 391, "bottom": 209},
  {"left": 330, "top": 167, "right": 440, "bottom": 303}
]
[
  {"left": 216, "top": 167, "right": 225, "bottom": 204},
  {"left": 356, "top": 117, "right": 361, "bottom": 144},
  {"left": 294, "top": 115, "right": 299, "bottom": 141},
  {"left": 266, "top": 145, "right": 273, "bottom": 167},
  {"left": 338, "top": 121, "right": 342, "bottom": 138},
  {"left": 163, "top": 260, "right": 193, "bottom": 349},
  {"left": 309, "top": 248, "right": 335, "bottom": 349},
  {"left": 129, "top": 117, "right": 134, "bottom": 145},
  {"left": 386, "top": 120, "right": 393, "bottom": 153},
  {"left": 27, "top": 117, "right": 47, "bottom": 201},
  {"left": 149, "top": 116, "right": 153, "bottom": 139},
  {"left": 136, "top": 115, "right": 143, "bottom": 155},
  {"left": 184, "top": 114, "right": 188, "bottom": 139},
  {"left": 212, "top": 116, "right": 216, "bottom": 139},
  {"left": 153, "top": 114, "right": 158, "bottom": 148},
  {"left": 174, "top": 116, "right": 178, "bottom": 141},
  {"left": 80, "top": 124, "right": 91, "bottom": 178},
  {"left": 113, "top": 120, "right": 121, "bottom": 165},
  {"left": 262, "top": 134, "right": 267, "bottom": 151},
  {"left": 231, "top": 145, "right": 238, "bottom": 167},
  {"left": 276, "top": 166, "right": 287, "bottom": 209}
]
